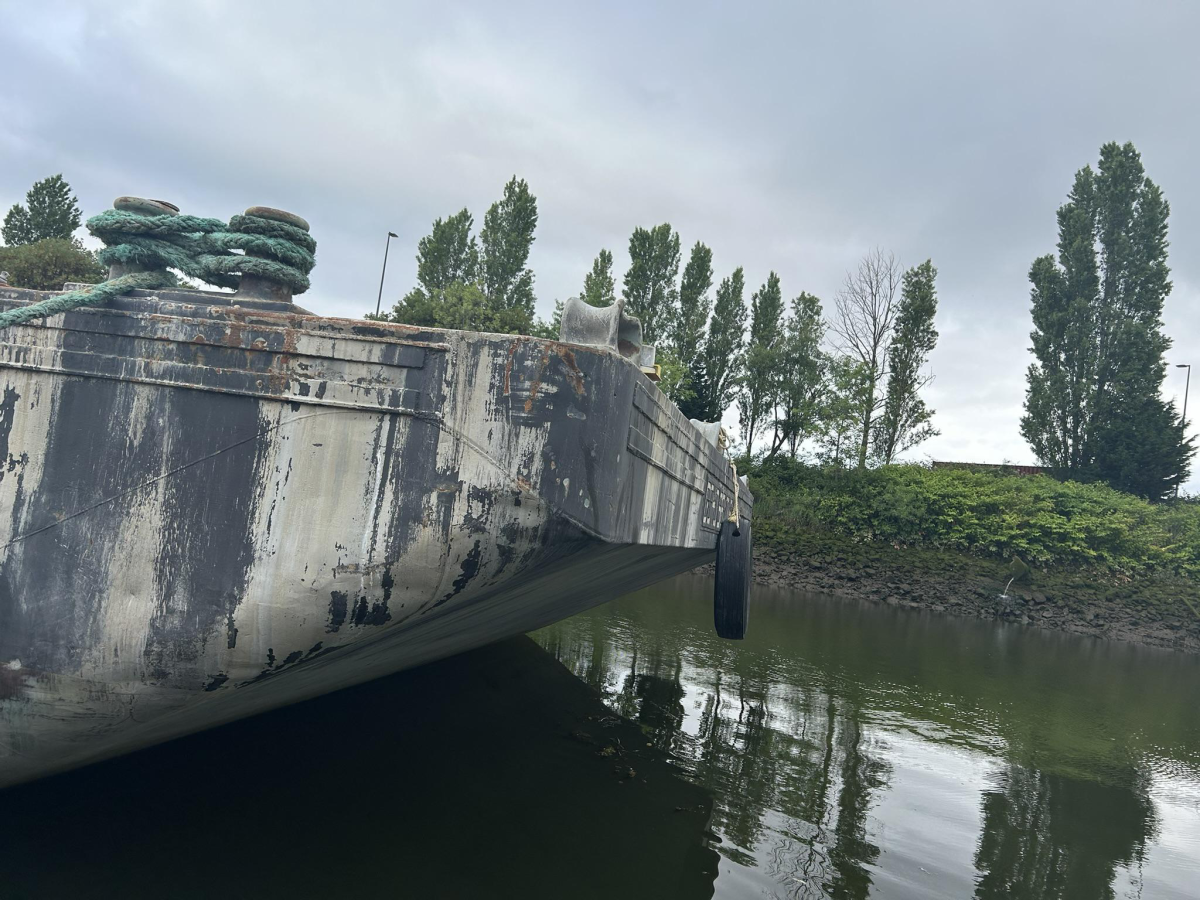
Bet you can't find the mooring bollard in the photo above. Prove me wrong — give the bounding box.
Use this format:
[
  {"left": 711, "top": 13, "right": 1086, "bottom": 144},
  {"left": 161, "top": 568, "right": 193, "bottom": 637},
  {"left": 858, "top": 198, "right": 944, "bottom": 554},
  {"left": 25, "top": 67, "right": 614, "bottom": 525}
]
[
  {"left": 236, "top": 205, "right": 310, "bottom": 304},
  {"left": 106, "top": 197, "right": 180, "bottom": 280}
]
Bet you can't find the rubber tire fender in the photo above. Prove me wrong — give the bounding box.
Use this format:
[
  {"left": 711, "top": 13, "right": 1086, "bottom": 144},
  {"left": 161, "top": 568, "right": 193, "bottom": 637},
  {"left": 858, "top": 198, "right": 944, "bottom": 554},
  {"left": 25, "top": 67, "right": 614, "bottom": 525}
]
[{"left": 714, "top": 520, "right": 752, "bottom": 639}]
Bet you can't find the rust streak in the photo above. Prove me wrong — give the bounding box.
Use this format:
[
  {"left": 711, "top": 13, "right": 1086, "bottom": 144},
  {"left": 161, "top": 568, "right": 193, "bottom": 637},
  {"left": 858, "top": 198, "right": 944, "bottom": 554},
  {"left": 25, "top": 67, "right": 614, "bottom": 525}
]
[
  {"left": 281, "top": 325, "right": 300, "bottom": 355},
  {"left": 553, "top": 345, "right": 586, "bottom": 396},
  {"left": 524, "top": 348, "right": 552, "bottom": 414},
  {"left": 261, "top": 323, "right": 301, "bottom": 394},
  {"left": 222, "top": 309, "right": 247, "bottom": 348},
  {"left": 504, "top": 341, "right": 519, "bottom": 396}
]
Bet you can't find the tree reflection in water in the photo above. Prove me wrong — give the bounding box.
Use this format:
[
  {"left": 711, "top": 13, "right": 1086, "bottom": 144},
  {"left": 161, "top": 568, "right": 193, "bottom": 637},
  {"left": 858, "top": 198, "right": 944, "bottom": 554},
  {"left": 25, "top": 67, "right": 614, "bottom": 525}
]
[
  {"left": 535, "top": 574, "right": 1195, "bottom": 899},
  {"left": 974, "top": 765, "right": 1155, "bottom": 900},
  {"left": 539, "top": 599, "right": 892, "bottom": 898}
]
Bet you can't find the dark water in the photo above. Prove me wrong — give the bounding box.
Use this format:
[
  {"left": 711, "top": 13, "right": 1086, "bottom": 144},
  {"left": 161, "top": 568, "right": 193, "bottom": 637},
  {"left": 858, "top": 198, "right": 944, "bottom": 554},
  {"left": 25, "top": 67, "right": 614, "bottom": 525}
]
[
  {"left": 534, "top": 574, "right": 1200, "bottom": 899},
  {"left": 3, "top": 575, "right": 1199, "bottom": 899},
  {"left": 0, "top": 636, "right": 717, "bottom": 900}
]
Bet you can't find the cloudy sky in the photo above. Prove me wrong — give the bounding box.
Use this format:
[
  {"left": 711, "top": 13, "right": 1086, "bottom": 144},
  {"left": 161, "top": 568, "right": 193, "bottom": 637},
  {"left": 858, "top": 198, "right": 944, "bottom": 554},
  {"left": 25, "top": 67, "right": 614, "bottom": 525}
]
[{"left": 3, "top": 1, "right": 1197, "bottom": 489}]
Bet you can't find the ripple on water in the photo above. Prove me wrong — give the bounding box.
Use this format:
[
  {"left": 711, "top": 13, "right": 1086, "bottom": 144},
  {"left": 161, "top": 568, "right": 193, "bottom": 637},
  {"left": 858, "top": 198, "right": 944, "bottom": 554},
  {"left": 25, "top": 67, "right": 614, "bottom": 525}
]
[{"left": 536, "top": 572, "right": 1200, "bottom": 900}]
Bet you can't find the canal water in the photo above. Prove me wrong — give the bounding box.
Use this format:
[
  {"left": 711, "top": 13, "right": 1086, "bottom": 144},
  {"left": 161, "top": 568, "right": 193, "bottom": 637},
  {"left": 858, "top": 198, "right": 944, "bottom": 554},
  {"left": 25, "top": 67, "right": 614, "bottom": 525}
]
[
  {"left": 2, "top": 573, "right": 1198, "bottom": 899},
  {"left": 534, "top": 574, "right": 1200, "bottom": 899}
]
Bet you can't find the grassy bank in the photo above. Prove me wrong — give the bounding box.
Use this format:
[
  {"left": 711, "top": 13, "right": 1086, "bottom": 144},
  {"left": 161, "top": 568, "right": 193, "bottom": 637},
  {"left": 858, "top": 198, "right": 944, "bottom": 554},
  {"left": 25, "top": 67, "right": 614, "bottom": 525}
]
[
  {"left": 749, "top": 459, "right": 1199, "bottom": 580},
  {"left": 742, "top": 460, "right": 1199, "bottom": 650}
]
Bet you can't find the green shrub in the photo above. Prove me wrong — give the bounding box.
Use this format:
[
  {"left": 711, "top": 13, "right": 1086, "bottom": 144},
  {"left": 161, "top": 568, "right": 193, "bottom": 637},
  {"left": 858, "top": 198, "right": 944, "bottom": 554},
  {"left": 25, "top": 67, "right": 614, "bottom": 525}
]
[
  {"left": 750, "top": 459, "right": 1200, "bottom": 577},
  {"left": 0, "top": 238, "right": 104, "bottom": 291}
]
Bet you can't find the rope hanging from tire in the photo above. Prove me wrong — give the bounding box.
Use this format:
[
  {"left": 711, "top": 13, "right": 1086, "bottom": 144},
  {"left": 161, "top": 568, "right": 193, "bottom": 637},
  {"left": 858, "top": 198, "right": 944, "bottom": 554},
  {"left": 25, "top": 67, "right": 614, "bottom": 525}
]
[{"left": 728, "top": 459, "right": 741, "bottom": 532}]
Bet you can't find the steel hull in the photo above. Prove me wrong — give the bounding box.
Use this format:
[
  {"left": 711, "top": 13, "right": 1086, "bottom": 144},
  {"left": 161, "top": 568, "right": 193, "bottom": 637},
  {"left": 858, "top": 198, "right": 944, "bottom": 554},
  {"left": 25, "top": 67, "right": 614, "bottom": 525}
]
[{"left": 0, "top": 285, "right": 750, "bottom": 787}]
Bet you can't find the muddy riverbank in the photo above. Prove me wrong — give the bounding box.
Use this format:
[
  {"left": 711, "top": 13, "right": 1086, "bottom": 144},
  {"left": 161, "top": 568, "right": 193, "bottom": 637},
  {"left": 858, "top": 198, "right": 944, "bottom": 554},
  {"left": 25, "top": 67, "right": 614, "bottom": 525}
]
[{"left": 705, "top": 532, "right": 1200, "bottom": 653}]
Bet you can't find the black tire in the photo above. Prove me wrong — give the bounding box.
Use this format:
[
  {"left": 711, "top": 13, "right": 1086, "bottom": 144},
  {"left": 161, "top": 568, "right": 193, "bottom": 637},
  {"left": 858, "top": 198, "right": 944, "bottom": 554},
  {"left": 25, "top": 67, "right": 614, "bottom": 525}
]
[{"left": 714, "top": 520, "right": 752, "bottom": 639}]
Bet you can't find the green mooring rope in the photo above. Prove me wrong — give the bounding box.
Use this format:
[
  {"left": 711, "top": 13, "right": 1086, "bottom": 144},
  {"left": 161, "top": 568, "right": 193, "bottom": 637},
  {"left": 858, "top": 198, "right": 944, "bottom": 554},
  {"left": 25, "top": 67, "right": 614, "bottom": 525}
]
[
  {"left": 89, "top": 209, "right": 239, "bottom": 289},
  {"left": 0, "top": 271, "right": 174, "bottom": 328},
  {"left": 206, "top": 214, "right": 316, "bottom": 294},
  {"left": 0, "top": 207, "right": 316, "bottom": 329}
]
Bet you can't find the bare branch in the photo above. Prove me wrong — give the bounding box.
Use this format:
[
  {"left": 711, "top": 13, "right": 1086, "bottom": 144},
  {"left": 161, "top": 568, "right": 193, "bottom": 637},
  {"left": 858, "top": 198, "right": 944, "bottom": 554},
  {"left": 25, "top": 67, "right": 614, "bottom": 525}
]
[{"left": 830, "top": 248, "right": 902, "bottom": 467}]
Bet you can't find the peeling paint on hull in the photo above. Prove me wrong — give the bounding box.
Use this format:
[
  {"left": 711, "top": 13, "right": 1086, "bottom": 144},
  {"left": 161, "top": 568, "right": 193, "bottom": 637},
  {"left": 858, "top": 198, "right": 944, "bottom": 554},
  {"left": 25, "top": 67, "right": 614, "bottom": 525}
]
[{"left": 0, "top": 284, "right": 752, "bottom": 788}]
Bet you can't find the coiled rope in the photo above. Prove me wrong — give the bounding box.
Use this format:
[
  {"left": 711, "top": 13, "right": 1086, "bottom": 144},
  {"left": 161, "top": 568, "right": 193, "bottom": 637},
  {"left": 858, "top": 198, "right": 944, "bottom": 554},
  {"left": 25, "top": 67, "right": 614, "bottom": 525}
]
[
  {"left": 89, "top": 209, "right": 238, "bottom": 289},
  {"left": 205, "top": 214, "right": 316, "bottom": 294},
  {"left": 0, "top": 207, "right": 316, "bottom": 329}
]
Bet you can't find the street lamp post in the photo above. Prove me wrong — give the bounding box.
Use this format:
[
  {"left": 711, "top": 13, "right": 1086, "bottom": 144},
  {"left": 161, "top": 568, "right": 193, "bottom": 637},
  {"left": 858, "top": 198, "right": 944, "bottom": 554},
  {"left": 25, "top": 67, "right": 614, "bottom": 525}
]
[
  {"left": 375, "top": 231, "right": 399, "bottom": 317},
  {"left": 1177, "top": 363, "right": 1191, "bottom": 499},
  {"left": 1178, "top": 364, "right": 1191, "bottom": 425}
]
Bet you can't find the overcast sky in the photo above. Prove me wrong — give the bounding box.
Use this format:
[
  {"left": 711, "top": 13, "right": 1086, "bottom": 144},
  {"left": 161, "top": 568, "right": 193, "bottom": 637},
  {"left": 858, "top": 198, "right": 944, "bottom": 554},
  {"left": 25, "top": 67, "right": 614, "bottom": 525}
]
[{"left": 3, "top": 0, "right": 1197, "bottom": 489}]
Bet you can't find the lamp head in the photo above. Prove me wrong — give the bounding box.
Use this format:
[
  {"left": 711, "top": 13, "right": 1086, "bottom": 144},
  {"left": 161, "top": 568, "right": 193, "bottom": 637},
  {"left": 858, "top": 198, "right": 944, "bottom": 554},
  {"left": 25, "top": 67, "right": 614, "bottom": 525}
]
[{"left": 388, "top": 231, "right": 398, "bottom": 238}]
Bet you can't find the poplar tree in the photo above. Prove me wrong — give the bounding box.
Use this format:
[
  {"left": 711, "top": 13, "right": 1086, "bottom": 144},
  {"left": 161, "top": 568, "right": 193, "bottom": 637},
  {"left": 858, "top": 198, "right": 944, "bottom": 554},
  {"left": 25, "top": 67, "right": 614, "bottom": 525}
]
[
  {"left": 416, "top": 209, "right": 478, "bottom": 294},
  {"left": 480, "top": 176, "right": 539, "bottom": 325},
  {"left": 672, "top": 242, "right": 715, "bottom": 419},
  {"left": 674, "top": 241, "right": 714, "bottom": 362},
  {"left": 875, "top": 260, "right": 939, "bottom": 463},
  {"left": 386, "top": 177, "right": 539, "bottom": 335},
  {"left": 768, "top": 292, "right": 826, "bottom": 459},
  {"left": 1022, "top": 142, "right": 1192, "bottom": 499},
  {"left": 581, "top": 249, "right": 615, "bottom": 307},
  {"left": 738, "top": 271, "right": 784, "bottom": 451},
  {"left": 623, "top": 223, "right": 680, "bottom": 345},
  {"left": 691, "top": 267, "right": 746, "bottom": 421}
]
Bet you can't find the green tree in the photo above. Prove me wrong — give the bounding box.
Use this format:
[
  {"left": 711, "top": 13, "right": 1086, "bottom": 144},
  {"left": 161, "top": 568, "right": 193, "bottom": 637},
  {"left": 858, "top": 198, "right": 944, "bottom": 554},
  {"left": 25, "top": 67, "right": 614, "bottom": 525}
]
[
  {"left": 424, "top": 280, "right": 493, "bottom": 331},
  {"left": 544, "top": 298, "right": 566, "bottom": 338},
  {"left": 581, "top": 249, "right": 615, "bottom": 307},
  {"left": 678, "top": 357, "right": 710, "bottom": 422},
  {"left": 387, "top": 209, "right": 479, "bottom": 328},
  {"left": 2, "top": 207, "right": 34, "bottom": 248},
  {"left": 831, "top": 249, "right": 902, "bottom": 469},
  {"left": 655, "top": 346, "right": 693, "bottom": 406},
  {"left": 1022, "top": 142, "right": 1192, "bottom": 499},
  {"left": 875, "top": 260, "right": 939, "bottom": 463},
  {"left": 738, "top": 271, "right": 785, "bottom": 451},
  {"left": 387, "top": 286, "right": 440, "bottom": 327},
  {"left": 1089, "top": 394, "right": 1190, "bottom": 501},
  {"left": 383, "top": 178, "right": 540, "bottom": 336},
  {"left": 815, "top": 357, "right": 872, "bottom": 467},
  {"left": 480, "top": 176, "right": 538, "bottom": 323},
  {"left": 623, "top": 223, "right": 680, "bottom": 345},
  {"left": 417, "top": 209, "right": 478, "bottom": 294},
  {"left": 2, "top": 175, "right": 82, "bottom": 246},
  {"left": 768, "top": 292, "right": 826, "bottom": 459},
  {"left": 0, "top": 238, "right": 105, "bottom": 291},
  {"left": 673, "top": 240, "right": 713, "bottom": 365},
  {"left": 1022, "top": 170, "right": 1101, "bottom": 472},
  {"left": 691, "top": 267, "right": 747, "bottom": 421}
]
